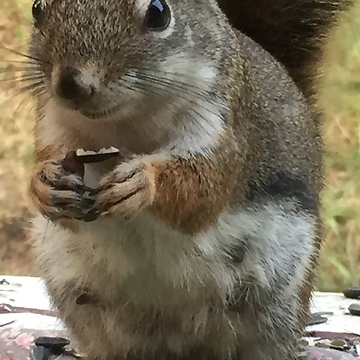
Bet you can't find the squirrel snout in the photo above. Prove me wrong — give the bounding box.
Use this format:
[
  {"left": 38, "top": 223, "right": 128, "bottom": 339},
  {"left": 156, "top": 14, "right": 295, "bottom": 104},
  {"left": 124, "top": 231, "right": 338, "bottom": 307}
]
[{"left": 54, "top": 66, "right": 95, "bottom": 106}]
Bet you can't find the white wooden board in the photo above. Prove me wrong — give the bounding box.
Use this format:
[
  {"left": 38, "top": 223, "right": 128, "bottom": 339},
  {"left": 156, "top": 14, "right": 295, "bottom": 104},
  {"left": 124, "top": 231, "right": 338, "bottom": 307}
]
[
  {"left": 1, "top": 275, "right": 359, "bottom": 333},
  {"left": 0, "top": 275, "right": 359, "bottom": 359}
]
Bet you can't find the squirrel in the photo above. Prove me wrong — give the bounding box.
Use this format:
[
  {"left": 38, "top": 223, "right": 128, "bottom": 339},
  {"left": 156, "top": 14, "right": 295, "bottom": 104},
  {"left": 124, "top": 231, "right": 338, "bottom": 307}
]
[{"left": 25, "top": 0, "right": 349, "bottom": 359}]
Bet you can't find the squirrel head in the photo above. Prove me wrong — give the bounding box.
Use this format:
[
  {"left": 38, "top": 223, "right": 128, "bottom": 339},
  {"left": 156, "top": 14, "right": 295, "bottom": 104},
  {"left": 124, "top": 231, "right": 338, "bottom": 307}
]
[{"left": 29, "top": 0, "right": 232, "bottom": 121}]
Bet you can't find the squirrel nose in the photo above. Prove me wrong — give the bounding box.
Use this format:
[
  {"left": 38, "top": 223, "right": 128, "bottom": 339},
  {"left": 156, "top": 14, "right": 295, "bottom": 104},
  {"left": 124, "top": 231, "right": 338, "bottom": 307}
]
[{"left": 56, "top": 67, "right": 94, "bottom": 104}]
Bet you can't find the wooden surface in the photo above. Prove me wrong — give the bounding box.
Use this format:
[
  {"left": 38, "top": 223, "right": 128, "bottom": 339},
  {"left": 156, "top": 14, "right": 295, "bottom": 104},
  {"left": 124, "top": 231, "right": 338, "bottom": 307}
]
[
  {"left": 0, "top": 275, "right": 62, "bottom": 330},
  {"left": 0, "top": 275, "right": 360, "bottom": 336},
  {"left": 1, "top": 275, "right": 360, "bottom": 359},
  {"left": 1, "top": 275, "right": 359, "bottom": 332},
  {"left": 308, "top": 291, "right": 360, "bottom": 335}
]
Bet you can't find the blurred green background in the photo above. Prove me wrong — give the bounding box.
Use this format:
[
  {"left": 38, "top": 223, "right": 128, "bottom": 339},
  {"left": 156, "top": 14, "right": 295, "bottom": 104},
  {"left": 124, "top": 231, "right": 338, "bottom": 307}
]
[{"left": 0, "top": 0, "right": 359, "bottom": 291}]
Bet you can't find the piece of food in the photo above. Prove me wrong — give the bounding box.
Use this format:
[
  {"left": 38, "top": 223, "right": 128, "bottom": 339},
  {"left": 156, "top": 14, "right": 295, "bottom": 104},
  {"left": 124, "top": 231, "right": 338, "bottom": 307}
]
[
  {"left": 74, "top": 146, "right": 121, "bottom": 163},
  {"left": 61, "top": 147, "right": 129, "bottom": 178},
  {"left": 348, "top": 303, "right": 360, "bottom": 316},
  {"left": 61, "top": 151, "right": 85, "bottom": 177}
]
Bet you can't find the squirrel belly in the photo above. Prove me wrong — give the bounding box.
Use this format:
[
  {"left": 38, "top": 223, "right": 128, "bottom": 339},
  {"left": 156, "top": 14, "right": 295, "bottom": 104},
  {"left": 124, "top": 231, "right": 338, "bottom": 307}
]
[
  {"left": 28, "top": 0, "right": 323, "bottom": 359},
  {"left": 32, "top": 202, "right": 317, "bottom": 359}
]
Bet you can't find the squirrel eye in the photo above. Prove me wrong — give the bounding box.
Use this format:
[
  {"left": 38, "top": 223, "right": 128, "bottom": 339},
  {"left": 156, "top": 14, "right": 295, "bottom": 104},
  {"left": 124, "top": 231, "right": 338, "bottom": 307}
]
[
  {"left": 32, "top": 0, "right": 43, "bottom": 24},
  {"left": 145, "top": 0, "right": 171, "bottom": 31}
]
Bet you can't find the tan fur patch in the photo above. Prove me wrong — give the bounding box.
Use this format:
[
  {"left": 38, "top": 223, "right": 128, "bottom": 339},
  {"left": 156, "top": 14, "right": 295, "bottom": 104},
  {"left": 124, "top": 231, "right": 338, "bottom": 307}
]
[
  {"left": 29, "top": 160, "right": 62, "bottom": 214},
  {"left": 148, "top": 134, "right": 245, "bottom": 234},
  {"left": 57, "top": 219, "right": 80, "bottom": 233},
  {"left": 29, "top": 145, "right": 86, "bottom": 231}
]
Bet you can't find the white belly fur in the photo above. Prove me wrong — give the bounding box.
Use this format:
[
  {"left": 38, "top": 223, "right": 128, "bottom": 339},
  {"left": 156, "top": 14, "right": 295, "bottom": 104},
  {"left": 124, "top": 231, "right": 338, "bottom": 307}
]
[
  {"left": 32, "top": 211, "right": 236, "bottom": 307},
  {"left": 30, "top": 202, "right": 316, "bottom": 357}
]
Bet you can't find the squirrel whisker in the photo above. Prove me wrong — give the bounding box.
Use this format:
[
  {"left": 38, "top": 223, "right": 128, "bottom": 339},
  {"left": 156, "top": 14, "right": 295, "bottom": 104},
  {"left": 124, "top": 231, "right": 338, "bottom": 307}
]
[
  {"left": 0, "top": 74, "right": 45, "bottom": 83},
  {"left": 139, "top": 66, "right": 217, "bottom": 89},
  {"left": 0, "top": 46, "right": 50, "bottom": 65},
  {"left": 122, "top": 73, "right": 223, "bottom": 112},
  {"left": 117, "top": 77, "right": 221, "bottom": 124},
  {"left": 0, "top": 60, "right": 40, "bottom": 67},
  {"left": 13, "top": 81, "right": 46, "bottom": 96}
]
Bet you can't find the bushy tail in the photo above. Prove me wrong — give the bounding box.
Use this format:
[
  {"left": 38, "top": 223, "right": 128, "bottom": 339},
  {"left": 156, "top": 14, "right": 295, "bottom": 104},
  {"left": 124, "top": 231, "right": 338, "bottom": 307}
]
[{"left": 218, "top": 0, "right": 354, "bottom": 99}]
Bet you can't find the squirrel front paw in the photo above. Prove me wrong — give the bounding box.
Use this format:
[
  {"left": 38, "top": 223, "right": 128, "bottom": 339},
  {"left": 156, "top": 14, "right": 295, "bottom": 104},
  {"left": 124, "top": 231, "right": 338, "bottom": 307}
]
[
  {"left": 30, "top": 159, "right": 95, "bottom": 221},
  {"left": 93, "top": 158, "right": 156, "bottom": 219}
]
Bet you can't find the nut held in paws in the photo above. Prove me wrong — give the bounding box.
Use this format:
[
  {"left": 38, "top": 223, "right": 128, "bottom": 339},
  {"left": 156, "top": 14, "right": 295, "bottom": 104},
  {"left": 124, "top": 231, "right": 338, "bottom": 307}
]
[
  {"left": 75, "top": 146, "right": 121, "bottom": 163},
  {"left": 62, "top": 151, "right": 85, "bottom": 178}
]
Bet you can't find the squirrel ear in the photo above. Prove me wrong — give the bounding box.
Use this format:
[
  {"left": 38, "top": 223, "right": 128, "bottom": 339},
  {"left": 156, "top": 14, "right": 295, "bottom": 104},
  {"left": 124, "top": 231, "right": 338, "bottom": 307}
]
[
  {"left": 145, "top": 0, "right": 171, "bottom": 32},
  {"left": 32, "top": 0, "right": 43, "bottom": 25}
]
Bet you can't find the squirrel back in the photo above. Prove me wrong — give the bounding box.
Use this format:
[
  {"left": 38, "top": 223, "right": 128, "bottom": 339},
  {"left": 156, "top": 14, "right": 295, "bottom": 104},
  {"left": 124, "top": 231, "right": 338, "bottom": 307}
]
[{"left": 217, "top": 0, "right": 354, "bottom": 98}]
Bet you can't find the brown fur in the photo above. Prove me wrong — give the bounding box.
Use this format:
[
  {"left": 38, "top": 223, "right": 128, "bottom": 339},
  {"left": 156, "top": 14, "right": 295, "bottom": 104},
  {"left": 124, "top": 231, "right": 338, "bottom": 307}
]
[{"left": 149, "top": 133, "right": 244, "bottom": 234}]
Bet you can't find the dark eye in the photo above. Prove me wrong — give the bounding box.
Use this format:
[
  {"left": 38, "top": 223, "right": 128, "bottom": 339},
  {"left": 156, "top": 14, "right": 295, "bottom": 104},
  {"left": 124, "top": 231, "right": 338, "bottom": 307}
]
[
  {"left": 32, "top": 0, "right": 43, "bottom": 24},
  {"left": 145, "top": 0, "right": 171, "bottom": 31}
]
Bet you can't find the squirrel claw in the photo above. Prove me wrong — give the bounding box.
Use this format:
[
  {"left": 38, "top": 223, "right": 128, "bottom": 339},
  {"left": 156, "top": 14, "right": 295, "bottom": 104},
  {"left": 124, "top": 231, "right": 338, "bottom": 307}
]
[
  {"left": 31, "top": 159, "right": 96, "bottom": 221},
  {"left": 79, "top": 208, "right": 101, "bottom": 222},
  {"left": 93, "top": 159, "right": 154, "bottom": 219},
  {"left": 87, "top": 186, "right": 103, "bottom": 196}
]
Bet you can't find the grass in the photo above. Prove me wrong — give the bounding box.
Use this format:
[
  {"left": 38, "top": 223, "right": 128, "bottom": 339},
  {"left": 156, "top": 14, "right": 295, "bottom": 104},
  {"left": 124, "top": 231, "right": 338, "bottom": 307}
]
[
  {"left": 0, "top": 0, "right": 360, "bottom": 291},
  {"left": 316, "top": 5, "right": 360, "bottom": 291},
  {"left": 0, "top": 0, "right": 34, "bottom": 274}
]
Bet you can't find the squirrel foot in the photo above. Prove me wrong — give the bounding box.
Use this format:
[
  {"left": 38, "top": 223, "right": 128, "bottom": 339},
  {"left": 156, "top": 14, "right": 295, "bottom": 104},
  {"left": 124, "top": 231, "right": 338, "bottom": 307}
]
[
  {"left": 30, "top": 159, "right": 95, "bottom": 221},
  {"left": 91, "top": 157, "right": 156, "bottom": 220}
]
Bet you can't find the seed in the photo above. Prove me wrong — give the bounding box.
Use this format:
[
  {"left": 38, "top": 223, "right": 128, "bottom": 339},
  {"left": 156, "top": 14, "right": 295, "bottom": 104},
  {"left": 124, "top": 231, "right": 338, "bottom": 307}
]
[{"left": 348, "top": 303, "right": 360, "bottom": 316}]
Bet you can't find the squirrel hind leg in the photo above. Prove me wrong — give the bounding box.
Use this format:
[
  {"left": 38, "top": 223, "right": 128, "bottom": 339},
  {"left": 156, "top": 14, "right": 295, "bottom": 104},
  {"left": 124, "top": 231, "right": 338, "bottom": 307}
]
[
  {"left": 228, "top": 294, "right": 305, "bottom": 360},
  {"left": 222, "top": 199, "right": 319, "bottom": 359}
]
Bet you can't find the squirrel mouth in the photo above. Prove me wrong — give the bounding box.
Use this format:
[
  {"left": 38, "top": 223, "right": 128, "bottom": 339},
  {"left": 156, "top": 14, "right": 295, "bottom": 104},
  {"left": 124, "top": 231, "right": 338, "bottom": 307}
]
[{"left": 79, "top": 106, "right": 122, "bottom": 120}]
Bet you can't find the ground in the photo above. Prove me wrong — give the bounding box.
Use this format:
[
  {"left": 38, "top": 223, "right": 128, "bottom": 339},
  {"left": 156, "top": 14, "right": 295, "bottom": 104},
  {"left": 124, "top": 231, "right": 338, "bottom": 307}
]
[{"left": 0, "top": 0, "right": 359, "bottom": 291}]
